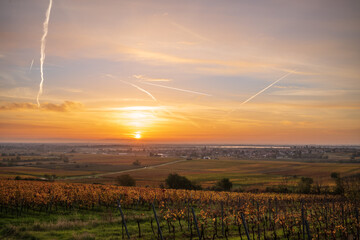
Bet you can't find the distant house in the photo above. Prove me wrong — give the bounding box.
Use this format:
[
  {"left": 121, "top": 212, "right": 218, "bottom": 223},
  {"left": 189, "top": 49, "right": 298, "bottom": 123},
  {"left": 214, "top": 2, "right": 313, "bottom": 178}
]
[{"left": 150, "top": 153, "right": 165, "bottom": 157}]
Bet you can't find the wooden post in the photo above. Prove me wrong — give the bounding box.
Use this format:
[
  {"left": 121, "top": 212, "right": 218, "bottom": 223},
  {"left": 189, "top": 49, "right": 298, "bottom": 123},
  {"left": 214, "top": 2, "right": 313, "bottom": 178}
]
[
  {"left": 192, "top": 207, "right": 201, "bottom": 240},
  {"left": 356, "top": 207, "right": 359, "bottom": 240},
  {"left": 152, "top": 203, "right": 164, "bottom": 240},
  {"left": 241, "top": 213, "right": 251, "bottom": 240},
  {"left": 221, "top": 201, "right": 225, "bottom": 236},
  {"left": 301, "top": 203, "right": 305, "bottom": 240},
  {"left": 305, "top": 219, "right": 312, "bottom": 240},
  {"left": 117, "top": 201, "right": 130, "bottom": 239}
]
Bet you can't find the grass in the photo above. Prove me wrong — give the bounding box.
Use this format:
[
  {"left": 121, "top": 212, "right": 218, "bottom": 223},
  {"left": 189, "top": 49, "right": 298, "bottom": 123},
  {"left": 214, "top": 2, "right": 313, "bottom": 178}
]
[
  {"left": 0, "top": 207, "right": 197, "bottom": 239},
  {"left": 0, "top": 208, "right": 117, "bottom": 239},
  {"left": 0, "top": 202, "right": 349, "bottom": 240},
  {"left": 0, "top": 206, "right": 284, "bottom": 240}
]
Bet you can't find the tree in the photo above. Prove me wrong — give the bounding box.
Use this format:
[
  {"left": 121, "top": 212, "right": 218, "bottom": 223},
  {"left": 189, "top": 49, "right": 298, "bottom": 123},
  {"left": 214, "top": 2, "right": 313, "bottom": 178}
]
[
  {"left": 132, "top": 159, "right": 141, "bottom": 166},
  {"left": 44, "top": 174, "right": 57, "bottom": 181},
  {"left": 216, "top": 178, "right": 233, "bottom": 191},
  {"left": 165, "top": 173, "right": 201, "bottom": 190},
  {"left": 342, "top": 173, "right": 360, "bottom": 201},
  {"left": 331, "top": 172, "right": 340, "bottom": 179},
  {"left": 331, "top": 172, "right": 344, "bottom": 194},
  {"left": 313, "top": 179, "right": 323, "bottom": 194},
  {"left": 116, "top": 174, "right": 136, "bottom": 186},
  {"left": 297, "top": 177, "right": 313, "bottom": 193}
]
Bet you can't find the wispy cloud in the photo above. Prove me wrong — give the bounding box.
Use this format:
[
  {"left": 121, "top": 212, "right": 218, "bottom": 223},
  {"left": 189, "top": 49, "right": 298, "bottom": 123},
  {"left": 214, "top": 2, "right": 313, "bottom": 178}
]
[
  {"left": 133, "top": 75, "right": 172, "bottom": 82},
  {"left": 109, "top": 106, "right": 163, "bottom": 111},
  {"left": 270, "top": 89, "right": 359, "bottom": 97},
  {"left": 170, "top": 21, "right": 212, "bottom": 43},
  {"left": 29, "top": 59, "right": 34, "bottom": 73},
  {"left": 140, "top": 81, "right": 212, "bottom": 96},
  {"left": 106, "top": 74, "right": 158, "bottom": 102},
  {"left": 0, "top": 101, "right": 83, "bottom": 112}
]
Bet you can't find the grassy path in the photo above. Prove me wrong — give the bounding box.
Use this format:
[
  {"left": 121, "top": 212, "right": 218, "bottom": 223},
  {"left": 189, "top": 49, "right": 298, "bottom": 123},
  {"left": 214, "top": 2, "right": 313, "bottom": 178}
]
[{"left": 63, "top": 159, "right": 187, "bottom": 180}]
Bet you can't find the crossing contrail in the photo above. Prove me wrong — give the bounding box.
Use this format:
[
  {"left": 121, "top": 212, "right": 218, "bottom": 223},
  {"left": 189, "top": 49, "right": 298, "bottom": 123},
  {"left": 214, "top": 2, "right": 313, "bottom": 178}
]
[
  {"left": 141, "top": 81, "right": 211, "bottom": 96},
  {"left": 29, "top": 59, "right": 34, "bottom": 73},
  {"left": 37, "top": 0, "right": 53, "bottom": 107},
  {"left": 105, "top": 74, "right": 158, "bottom": 102},
  {"left": 123, "top": 80, "right": 158, "bottom": 102},
  {"left": 241, "top": 71, "right": 294, "bottom": 105},
  {"left": 106, "top": 74, "right": 201, "bottom": 127}
]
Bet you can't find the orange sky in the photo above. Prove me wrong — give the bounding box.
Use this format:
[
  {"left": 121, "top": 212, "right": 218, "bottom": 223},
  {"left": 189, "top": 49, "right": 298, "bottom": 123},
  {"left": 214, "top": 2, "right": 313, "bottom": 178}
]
[{"left": 0, "top": 0, "right": 359, "bottom": 144}]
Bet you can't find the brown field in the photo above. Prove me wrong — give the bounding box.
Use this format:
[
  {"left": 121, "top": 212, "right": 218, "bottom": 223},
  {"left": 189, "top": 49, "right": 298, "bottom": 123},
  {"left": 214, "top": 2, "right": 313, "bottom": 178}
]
[
  {"left": 2, "top": 152, "right": 359, "bottom": 190},
  {"left": 0, "top": 166, "right": 97, "bottom": 178},
  {"left": 69, "top": 153, "right": 177, "bottom": 165},
  {"left": 61, "top": 157, "right": 360, "bottom": 190},
  {"left": 0, "top": 154, "right": 179, "bottom": 179}
]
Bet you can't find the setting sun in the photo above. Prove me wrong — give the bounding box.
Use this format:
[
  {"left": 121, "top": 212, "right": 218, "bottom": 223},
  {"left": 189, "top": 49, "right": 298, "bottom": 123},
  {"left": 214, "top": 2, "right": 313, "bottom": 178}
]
[{"left": 134, "top": 132, "right": 142, "bottom": 139}]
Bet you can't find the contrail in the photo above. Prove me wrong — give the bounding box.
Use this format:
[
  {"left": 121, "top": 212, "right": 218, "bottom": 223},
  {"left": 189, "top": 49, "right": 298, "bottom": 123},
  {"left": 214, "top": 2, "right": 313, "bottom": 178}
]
[
  {"left": 124, "top": 80, "right": 158, "bottom": 102},
  {"left": 141, "top": 81, "right": 211, "bottom": 96},
  {"left": 37, "top": 0, "right": 53, "bottom": 107},
  {"left": 107, "top": 74, "right": 201, "bottom": 127},
  {"left": 105, "top": 74, "right": 158, "bottom": 102},
  {"left": 29, "top": 59, "right": 34, "bottom": 73},
  {"left": 241, "top": 71, "right": 294, "bottom": 105}
]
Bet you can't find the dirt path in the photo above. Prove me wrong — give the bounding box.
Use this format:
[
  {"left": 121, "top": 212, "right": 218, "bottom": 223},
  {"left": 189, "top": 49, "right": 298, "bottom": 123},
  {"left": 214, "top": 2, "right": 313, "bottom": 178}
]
[{"left": 63, "top": 159, "right": 187, "bottom": 180}]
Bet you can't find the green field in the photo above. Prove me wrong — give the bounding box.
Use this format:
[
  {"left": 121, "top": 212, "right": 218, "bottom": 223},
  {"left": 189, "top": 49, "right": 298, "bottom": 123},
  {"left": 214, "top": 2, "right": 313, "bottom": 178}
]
[{"left": 0, "top": 208, "right": 164, "bottom": 240}]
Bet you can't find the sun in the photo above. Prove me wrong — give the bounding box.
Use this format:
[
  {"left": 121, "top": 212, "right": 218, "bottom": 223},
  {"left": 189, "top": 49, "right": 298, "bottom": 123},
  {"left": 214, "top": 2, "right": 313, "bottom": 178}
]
[{"left": 134, "top": 132, "right": 142, "bottom": 139}]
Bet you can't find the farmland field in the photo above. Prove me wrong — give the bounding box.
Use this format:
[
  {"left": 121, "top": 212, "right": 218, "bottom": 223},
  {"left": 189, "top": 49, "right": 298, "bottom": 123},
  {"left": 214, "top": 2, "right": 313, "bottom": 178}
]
[
  {"left": 61, "top": 157, "right": 360, "bottom": 190},
  {"left": 1, "top": 151, "right": 360, "bottom": 190},
  {"left": 0, "top": 153, "right": 179, "bottom": 180}
]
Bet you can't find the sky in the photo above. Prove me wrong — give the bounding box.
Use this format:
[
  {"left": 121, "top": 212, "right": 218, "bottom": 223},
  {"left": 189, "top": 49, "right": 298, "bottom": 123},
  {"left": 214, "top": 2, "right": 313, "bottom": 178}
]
[{"left": 0, "top": 0, "right": 359, "bottom": 144}]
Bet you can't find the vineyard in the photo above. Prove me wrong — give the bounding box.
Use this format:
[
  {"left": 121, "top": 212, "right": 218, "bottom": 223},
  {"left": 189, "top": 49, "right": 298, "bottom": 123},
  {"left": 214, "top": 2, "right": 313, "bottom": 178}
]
[{"left": 0, "top": 179, "right": 359, "bottom": 239}]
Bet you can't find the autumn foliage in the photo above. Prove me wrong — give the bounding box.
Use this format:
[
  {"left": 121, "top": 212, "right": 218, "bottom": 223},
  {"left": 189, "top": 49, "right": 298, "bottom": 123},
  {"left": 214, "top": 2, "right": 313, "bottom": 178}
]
[{"left": 0, "top": 179, "right": 359, "bottom": 239}]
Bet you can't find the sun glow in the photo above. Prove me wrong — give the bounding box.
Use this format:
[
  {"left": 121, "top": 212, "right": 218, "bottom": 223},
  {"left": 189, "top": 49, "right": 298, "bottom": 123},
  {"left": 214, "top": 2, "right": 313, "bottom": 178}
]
[{"left": 134, "top": 132, "right": 142, "bottom": 139}]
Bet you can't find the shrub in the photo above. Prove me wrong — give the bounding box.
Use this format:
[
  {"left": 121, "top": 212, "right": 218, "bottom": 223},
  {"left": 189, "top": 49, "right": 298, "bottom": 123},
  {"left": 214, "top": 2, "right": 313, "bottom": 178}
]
[
  {"left": 216, "top": 178, "right": 233, "bottom": 191},
  {"left": 14, "top": 176, "right": 22, "bottom": 180},
  {"left": 165, "top": 173, "right": 201, "bottom": 190},
  {"left": 116, "top": 174, "right": 136, "bottom": 186},
  {"left": 132, "top": 159, "right": 141, "bottom": 166},
  {"left": 297, "top": 177, "right": 313, "bottom": 194}
]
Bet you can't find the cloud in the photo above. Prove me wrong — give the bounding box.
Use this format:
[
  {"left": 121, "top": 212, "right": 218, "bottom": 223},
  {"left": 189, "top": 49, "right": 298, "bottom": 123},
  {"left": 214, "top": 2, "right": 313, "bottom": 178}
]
[
  {"left": 141, "top": 81, "right": 212, "bottom": 96},
  {"left": 0, "top": 102, "right": 37, "bottom": 111},
  {"left": 133, "top": 75, "right": 172, "bottom": 82},
  {"left": 270, "top": 89, "right": 359, "bottom": 97},
  {"left": 106, "top": 74, "right": 158, "bottom": 102},
  {"left": 42, "top": 101, "right": 83, "bottom": 112},
  {"left": 176, "top": 41, "right": 198, "bottom": 46},
  {"left": 0, "top": 101, "right": 83, "bottom": 112},
  {"left": 170, "top": 21, "right": 212, "bottom": 43}
]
